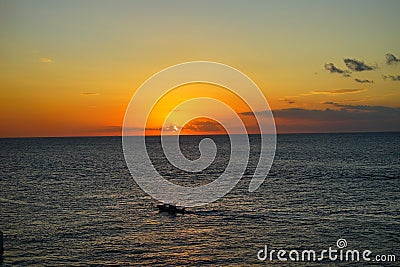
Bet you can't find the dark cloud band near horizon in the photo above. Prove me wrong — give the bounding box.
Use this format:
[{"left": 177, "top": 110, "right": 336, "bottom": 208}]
[
  {"left": 240, "top": 104, "right": 400, "bottom": 133},
  {"left": 305, "top": 88, "right": 367, "bottom": 95},
  {"left": 324, "top": 63, "right": 351, "bottom": 77}
]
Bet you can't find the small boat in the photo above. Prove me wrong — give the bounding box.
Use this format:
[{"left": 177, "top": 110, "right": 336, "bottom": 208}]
[{"left": 157, "top": 203, "right": 185, "bottom": 214}]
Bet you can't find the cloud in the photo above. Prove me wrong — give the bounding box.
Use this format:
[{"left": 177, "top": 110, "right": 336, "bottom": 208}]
[
  {"left": 274, "top": 104, "right": 399, "bottom": 121},
  {"left": 324, "top": 63, "right": 351, "bottom": 77},
  {"left": 163, "top": 125, "right": 181, "bottom": 132},
  {"left": 82, "top": 92, "right": 99, "bottom": 95},
  {"left": 344, "top": 58, "right": 374, "bottom": 72},
  {"left": 240, "top": 111, "right": 257, "bottom": 116},
  {"left": 320, "top": 96, "right": 371, "bottom": 104},
  {"left": 280, "top": 98, "right": 295, "bottom": 104},
  {"left": 122, "top": 121, "right": 225, "bottom": 135},
  {"left": 323, "top": 102, "right": 376, "bottom": 109},
  {"left": 385, "top": 53, "right": 400, "bottom": 64},
  {"left": 383, "top": 75, "right": 400, "bottom": 81},
  {"left": 39, "top": 57, "right": 53, "bottom": 63},
  {"left": 96, "top": 126, "right": 121, "bottom": 133},
  {"left": 182, "top": 119, "right": 224, "bottom": 133},
  {"left": 116, "top": 125, "right": 181, "bottom": 135},
  {"left": 97, "top": 125, "right": 180, "bottom": 135},
  {"left": 241, "top": 104, "right": 400, "bottom": 133},
  {"left": 273, "top": 104, "right": 400, "bottom": 133},
  {"left": 354, "top": 78, "right": 373, "bottom": 83},
  {"left": 145, "top": 125, "right": 181, "bottom": 132},
  {"left": 304, "top": 88, "right": 367, "bottom": 95}
]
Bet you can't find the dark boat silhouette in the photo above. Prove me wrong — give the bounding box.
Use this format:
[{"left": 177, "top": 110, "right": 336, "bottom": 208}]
[{"left": 157, "top": 203, "right": 185, "bottom": 214}]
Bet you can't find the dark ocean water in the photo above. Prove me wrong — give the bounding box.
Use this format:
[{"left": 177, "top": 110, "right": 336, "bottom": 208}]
[{"left": 0, "top": 133, "right": 399, "bottom": 266}]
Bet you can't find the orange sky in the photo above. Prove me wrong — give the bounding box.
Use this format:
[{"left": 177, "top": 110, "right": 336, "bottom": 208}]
[{"left": 0, "top": 1, "right": 399, "bottom": 137}]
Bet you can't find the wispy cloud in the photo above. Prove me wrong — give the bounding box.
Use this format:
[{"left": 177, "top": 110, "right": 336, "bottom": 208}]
[
  {"left": 344, "top": 58, "right": 374, "bottom": 72},
  {"left": 39, "top": 57, "right": 53, "bottom": 63},
  {"left": 279, "top": 98, "right": 296, "bottom": 104},
  {"left": 82, "top": 92, "right": 99, "bottom": 96},
  {"left": 324, "top": 63, "right": 351, "bottom": 77},
  {"left": 385, "top": 53, "right": 400, "bottom": 64},
  {"left": 303, "top": 88, "right": 367, "bottom": 96},
  {"left": 383, "top": 75, "right": 400, "bottom": 81},
  {"left": 354, "top": 78, "right": 373, "bottom": 83},
  {"left": 274, "top": 105, "right": 400, "bottom": 122}
]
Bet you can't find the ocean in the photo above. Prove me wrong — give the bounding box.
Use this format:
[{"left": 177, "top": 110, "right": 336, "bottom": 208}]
[{"left": 0, "top": 133, "right": 399, "bottom": 266}]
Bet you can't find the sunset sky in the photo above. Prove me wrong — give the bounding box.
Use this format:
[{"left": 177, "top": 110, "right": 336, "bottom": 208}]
[{"left": 0, "top": 0, "right": 399, "bottom": 137}]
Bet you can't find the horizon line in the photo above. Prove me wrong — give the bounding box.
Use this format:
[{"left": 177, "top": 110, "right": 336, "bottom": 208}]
[{"left": 1, "top": 130, "right": 399, "bottom": 139}]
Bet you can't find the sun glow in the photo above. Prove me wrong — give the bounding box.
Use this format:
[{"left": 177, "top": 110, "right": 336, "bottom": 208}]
[{"left": 143, "top": 83, "right": 259, "bottom": 136}]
